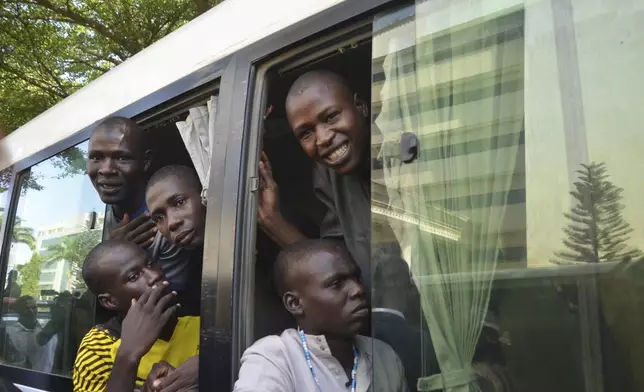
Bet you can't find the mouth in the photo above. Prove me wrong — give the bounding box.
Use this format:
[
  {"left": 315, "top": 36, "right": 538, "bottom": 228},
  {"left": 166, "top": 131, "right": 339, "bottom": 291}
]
[
  {"left": 97, "top": 182, "right": 123, "bottom": 194},
  {"left": 352, "top": 302, "right": 369, "bottom": 317},
  {"left": 175, "top": 229, "right": 194, "bottom": 246},
  {"left": 322, "top": 142, "right": 350, "bottom": 166}
]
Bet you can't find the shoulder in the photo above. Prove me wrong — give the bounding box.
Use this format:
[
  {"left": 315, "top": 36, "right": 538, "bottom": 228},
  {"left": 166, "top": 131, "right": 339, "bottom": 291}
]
[
  {"left": 74, "top": 327, "right": 117, "bottom": 380},
  {"left": 73, "top": 330, "right": 114, "bottom": 391},
  {"left": 357, "top": 335, "right": 401, "bottom": 363},
  {"left": 313, "top": 164, "right": 333, "bottom": 190},
  {"left": 243, "top": 334, "right": 289, "bottom": 358},
  {"left": 78, "top": 326, "right": 118, "bottom": 351}
]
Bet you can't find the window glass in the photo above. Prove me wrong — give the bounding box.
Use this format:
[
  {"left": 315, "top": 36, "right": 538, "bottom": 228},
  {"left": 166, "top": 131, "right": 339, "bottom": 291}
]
[
  {"left": 372, "top": 1, "right": 644, "bottom": 391},
  {"left": 0, "top": 141, "right": 104, "bottom": 376}
]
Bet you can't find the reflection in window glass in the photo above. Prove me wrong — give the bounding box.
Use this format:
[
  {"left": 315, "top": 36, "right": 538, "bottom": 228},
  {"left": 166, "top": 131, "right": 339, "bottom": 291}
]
[
  {"left": 372, "top": 1, "right": 644, "bottom": 392},
  {"left": 0, "top": 141, "right": 104, "bottom": 376}
]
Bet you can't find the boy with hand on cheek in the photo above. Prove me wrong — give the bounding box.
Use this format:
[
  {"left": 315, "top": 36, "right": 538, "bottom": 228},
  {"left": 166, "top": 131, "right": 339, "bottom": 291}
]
[{"left": 73, "top": 240, "right": 199, "bottom": 392}]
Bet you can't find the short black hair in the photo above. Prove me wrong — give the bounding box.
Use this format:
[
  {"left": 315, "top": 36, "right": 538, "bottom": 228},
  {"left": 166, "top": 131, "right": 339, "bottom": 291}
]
[
  {"left": 286, "top": 70, "right": 354, "bottom": 109},
  {"left": 82, "top": 239, "right": 142, "bottom": 295},
  {"left": 146, "top": 165, "right": 202, "bottom": 195},
  {"left": 92, "top": 116, "right": 147, "bottom": 150},
  {"left": 273, "top": 238, "right": 350, "bottom": 297}
]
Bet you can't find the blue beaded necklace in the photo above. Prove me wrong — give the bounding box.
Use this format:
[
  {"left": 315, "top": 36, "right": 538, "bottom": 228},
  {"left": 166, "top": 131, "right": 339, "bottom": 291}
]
[{"left": 298, "top": 328, "right": 359, "bottom": 392}]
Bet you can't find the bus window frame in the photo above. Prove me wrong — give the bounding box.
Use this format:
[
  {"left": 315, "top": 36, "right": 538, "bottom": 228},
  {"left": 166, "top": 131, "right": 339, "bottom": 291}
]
[
  {"left": 0, "top": 0, "right": 401, "bottom": 390},
  {"left": 222, "top": 0, "right": 399, "bottom": 386},
  {"left": 0, "top": 57, "right": 232, "bottom": 392}
]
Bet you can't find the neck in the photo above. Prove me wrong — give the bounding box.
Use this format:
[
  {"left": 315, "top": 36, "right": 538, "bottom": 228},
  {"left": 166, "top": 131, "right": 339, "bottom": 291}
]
[
  {"left": 19, "top": 317, "right": 37, "bottom": 329},
  {"left": 326, "top": 336, "right": 355, "bottom": 372},
  {"left": 112, "top": 190, "right": 145, "bottom": 220}
]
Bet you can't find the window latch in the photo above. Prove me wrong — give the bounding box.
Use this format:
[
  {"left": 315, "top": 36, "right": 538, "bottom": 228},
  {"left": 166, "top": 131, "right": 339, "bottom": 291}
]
[
  {"left": 249, "top": 176, "right": 260, "bottom": 192},
  {"left": 400, "top": 132, "right": 419, "bottom": 163}
]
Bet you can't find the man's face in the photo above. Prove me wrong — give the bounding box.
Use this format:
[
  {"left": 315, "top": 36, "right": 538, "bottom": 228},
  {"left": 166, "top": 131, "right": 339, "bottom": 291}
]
[
  {"left": 289, "top": 249, "right": 368, "bottom": 338},
  {"left": 286, "top": 80, "right": 368, "bottom": 175},
  {"left": 147, "top": 176, "right": 206, "bottom": 250},
  {"left": 97, "top": 245, "right": 165, "bottom": 312},
  {"left": 21, "top": 299, "right": 38, "bottom": 323},
  {"left": 87, "top": 127, "right": 147, "bottom": 205}
]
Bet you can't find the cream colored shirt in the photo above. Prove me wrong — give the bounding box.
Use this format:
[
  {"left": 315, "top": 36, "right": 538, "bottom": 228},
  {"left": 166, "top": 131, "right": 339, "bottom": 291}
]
[{"left": 234, "top": 328, "right": 409, "bottom": 392}]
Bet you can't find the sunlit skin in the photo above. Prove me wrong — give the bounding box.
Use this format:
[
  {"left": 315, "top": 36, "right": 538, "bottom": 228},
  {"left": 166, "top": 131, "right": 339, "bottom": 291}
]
[
  {"left": 146, "top": 176, "right": 206, "bottom": 250},
  {"left": 286, "top": 72, "right": 369, "bottom": 176},
  {"left": 87, "top": 124, "right": 149, "bottom": 218},
  {"left": 94, "top": 244, "right": 173, "bottom": 316},
  {"left": 283, "top": 247, "right": 368, "bottom": 339}
]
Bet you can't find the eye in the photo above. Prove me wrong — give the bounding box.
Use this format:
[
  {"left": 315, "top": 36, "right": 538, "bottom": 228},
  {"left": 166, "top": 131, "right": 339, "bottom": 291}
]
[
  {"left": 296, "top": 128, "right": 313, "bottom": 140},
  {"left": 329, "top": 278, "right": 342, "bottom": 289},
  {"left": 152, "top": 214, "right": 164, "bottom": 223},
  {"left": 326, "top": 111, "right": 340, "bottom": 122},
  {"left": 176, "top": 197, "right": 187, "bottom": 206},
  {"left": 127, "top": 271, "right": 142, "bottom": 282}
]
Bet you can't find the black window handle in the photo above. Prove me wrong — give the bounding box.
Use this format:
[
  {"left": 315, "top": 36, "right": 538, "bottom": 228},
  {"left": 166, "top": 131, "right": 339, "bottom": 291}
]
[{"left": 400, "top": 132, "right": 419, "bottom": 163}]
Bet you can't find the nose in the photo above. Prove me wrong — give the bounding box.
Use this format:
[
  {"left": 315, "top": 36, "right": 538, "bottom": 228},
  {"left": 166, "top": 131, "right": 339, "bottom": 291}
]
[
  {"left": 97, "top": 158, "right": 117, "bottom": 176},
  {"left": 167, "top": 209, "right": 183, "bottom": 232},
  {"left": 347, "top": 278, "right": 365, "bottom": 299},
  {"left": 145, "top": 266, "right": 163, "bottom": 286},
  {"left": 315, "top": 125, "right": 334, "bottom": 148}
]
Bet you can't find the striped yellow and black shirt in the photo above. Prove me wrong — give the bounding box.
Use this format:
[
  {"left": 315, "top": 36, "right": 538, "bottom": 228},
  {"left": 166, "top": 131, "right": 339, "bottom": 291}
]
[{"left": 72, "top": 316, "right": 199, "bottom": 392}]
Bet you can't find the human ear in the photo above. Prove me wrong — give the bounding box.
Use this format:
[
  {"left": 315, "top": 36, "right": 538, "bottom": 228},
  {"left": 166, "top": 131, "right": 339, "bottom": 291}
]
[
  {"left": 143, "top": 149, "right": 153, "bottom": 172},
  {"left": 283, "top": 291, "right": 303, "bottom": 317},
  {"left": 98, "top": 293, "right": 119, "bottom": 311},
  {"left": 353, "top": 93, "right": 368, "bottom": 118}
]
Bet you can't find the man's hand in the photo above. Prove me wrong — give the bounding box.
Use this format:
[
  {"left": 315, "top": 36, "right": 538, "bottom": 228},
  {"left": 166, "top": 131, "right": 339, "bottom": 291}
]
[
  {"left": 258, "top": 151, "right": 282, "bottom": 229},
  {"left": 143, "top": 361, "right": 175, "bottom": 392},
  {"left": 257, "top": 150, "right": 307, "bottom": 247},
  {"left": 110, "top": 213, "right": 157, "bottom": 247},
  {"left": 152, "top": 356, "right": 198, "bottom": 392},
  {"left": 119, "top": 282, "right": 179, "bottom": 361}
]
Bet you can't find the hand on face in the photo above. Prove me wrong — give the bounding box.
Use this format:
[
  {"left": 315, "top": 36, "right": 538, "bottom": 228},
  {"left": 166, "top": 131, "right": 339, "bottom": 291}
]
[
  {"left": 109, "top": 213, "right": 157, "bottom": 247},
  {"left": 120, "top": 282, "right": 179, "bottom": 360}
]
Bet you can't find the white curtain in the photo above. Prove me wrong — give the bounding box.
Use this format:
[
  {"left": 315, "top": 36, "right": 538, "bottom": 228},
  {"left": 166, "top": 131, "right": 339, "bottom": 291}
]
[
  {"left": 175, "top": 95, "right": 218, "bottom": 205},
  {"left": 373, "top": 5, "right": 524, "bottom": 391}
]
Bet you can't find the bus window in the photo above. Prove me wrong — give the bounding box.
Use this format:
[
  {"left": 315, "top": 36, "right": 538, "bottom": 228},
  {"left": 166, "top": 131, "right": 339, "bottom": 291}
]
[
  {"left": 372, "top": 1, "right": 644, "bottom": 392},
  {"left": 0, "top": 141, "right": 104, "bottom": 377},
  {"left": 256, "top": 39, "right": 373, "bottom": 340}
]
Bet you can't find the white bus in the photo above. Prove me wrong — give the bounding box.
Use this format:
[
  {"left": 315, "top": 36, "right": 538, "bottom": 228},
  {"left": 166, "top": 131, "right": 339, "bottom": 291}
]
[{"left": 1, "top": 0, "right": 643, "bottom": 391}]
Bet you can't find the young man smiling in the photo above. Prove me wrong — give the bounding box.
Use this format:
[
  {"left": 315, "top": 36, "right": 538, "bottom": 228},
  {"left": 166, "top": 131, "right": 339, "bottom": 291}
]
[
  {"left": 233, "top": 239, "right": 408, "bottom": 392},
  {"left": 258, "top": 70, "right": 373, "bottom": 292}
]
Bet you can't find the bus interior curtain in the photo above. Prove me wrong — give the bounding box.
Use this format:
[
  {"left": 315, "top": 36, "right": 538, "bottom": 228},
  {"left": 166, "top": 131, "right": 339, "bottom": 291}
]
[{"left": 175, "top": 95, "right": 218, "bottom": 205}]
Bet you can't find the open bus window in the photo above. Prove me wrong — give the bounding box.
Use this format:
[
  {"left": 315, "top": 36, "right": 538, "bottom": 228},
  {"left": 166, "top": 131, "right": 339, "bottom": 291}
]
[
  {"left": 255, "top": 38, "right": 373, "bottom": 340},
  {"left": 248, "top": 1, "right": 644, "bottom": 391},
  {"left": 0, "top": 141, "right": 104, "bottom": 376}
]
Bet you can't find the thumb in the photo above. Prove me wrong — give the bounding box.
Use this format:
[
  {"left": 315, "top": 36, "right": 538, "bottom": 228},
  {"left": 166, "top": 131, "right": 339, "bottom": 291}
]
[{"left": 123, "top": 213, "right": 130, "bottom": 224}]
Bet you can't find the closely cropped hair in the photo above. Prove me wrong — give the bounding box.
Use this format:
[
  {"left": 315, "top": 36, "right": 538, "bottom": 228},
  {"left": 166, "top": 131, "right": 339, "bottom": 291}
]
[
  {"left": 273, "top": 238, "right": 349, "bottom": 297},
  {"left": 146, "top": 165, "right": 202, "bottom": 195},
  {"left": 82, "top": 239, "right": 142, "bottom": 295}
]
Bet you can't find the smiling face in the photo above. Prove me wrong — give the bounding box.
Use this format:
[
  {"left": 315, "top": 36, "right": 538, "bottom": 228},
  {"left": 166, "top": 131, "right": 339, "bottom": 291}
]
[
  {"left": 283, "top": 245, "right": 368, "bottom": 339},
  {"left": 146, "top": 175, "right": 206, "bottom": 250},
  {"left": 286, "top": 72, "right": 369, "bottom": 175},
  {"left": 87, "top": 123, "right": 148, "bottom": 207}
]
